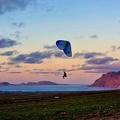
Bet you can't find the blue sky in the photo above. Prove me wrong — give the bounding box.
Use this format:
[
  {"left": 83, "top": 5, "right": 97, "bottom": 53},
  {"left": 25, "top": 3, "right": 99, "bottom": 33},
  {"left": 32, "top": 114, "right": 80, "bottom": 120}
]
[{"left": 0, "top": 0, "right": 120, "bottom": 84}]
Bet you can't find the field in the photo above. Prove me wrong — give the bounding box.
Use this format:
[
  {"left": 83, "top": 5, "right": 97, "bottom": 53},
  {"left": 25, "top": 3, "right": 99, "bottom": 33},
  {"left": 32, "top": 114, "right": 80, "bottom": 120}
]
[{"left": 0, "top": 90, "right": 120, "bottom": 120}]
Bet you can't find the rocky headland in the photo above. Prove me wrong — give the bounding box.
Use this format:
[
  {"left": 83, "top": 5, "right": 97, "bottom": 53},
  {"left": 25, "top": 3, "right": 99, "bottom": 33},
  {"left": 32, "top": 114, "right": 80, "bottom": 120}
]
[{"left": 90, "top": 71, "right": 120, "bottom": 88}]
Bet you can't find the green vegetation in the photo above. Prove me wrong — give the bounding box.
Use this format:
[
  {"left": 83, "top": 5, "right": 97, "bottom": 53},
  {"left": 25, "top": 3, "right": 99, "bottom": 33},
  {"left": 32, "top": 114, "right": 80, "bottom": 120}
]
[{"left": 0, "top": 90, "right": 120, "bottom": 120}]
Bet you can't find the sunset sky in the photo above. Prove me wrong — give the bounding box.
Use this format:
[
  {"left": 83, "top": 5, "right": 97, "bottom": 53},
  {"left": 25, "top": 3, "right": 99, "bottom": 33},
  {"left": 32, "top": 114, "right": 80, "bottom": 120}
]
[{"left": 0, "top": 0, "right": 120, "bottom": 84}]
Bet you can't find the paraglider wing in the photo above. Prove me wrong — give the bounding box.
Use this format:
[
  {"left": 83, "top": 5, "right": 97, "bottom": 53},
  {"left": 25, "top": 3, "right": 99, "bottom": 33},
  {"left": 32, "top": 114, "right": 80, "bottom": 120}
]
[
  {"left": 56, "top": 40, "right": 72, "bottom": 57},
  {"left": 56, "top": 40, "right": 67, "bottom": 50},
  {"left": 63, "top": 41, "right": 72, "bottom": 57}
]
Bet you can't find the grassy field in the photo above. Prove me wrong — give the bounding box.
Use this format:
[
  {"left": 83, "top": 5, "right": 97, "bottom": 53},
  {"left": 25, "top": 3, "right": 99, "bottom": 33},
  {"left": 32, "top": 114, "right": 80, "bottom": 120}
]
[{"left": 0, "top": 90, "right": 120, "bottom": 120}]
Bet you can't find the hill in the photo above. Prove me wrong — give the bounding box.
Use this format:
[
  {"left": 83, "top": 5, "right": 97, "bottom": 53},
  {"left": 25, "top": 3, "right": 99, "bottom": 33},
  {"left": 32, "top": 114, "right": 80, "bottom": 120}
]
[
  {"left": 24, "top": 81, "right": 59, "bottom": 85},
  {"left": 0, "top": 81, "right": 59, "bottom": 86},
  {"left": 0, "top": 82, "right": 12, "bottom": 86},
  {"left": 90, "top": 71, "right": 120, "bottom": 88}
]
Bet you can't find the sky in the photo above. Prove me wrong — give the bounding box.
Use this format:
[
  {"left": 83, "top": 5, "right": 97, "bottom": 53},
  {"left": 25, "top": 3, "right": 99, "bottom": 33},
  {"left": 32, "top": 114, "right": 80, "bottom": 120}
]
[{"left": 0, "top": 0, "right": 120, "bottom": 84}]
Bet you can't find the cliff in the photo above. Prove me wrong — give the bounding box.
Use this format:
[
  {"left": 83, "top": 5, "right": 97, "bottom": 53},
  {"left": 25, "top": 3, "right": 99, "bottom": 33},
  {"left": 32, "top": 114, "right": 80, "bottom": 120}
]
[{"left": 90, "top": 71, "right": 120, "bottom": 88}]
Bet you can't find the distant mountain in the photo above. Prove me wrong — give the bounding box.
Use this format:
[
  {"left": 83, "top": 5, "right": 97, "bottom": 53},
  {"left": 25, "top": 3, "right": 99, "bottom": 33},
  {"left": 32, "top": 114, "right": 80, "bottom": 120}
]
[
  {"left": 37, "top": 81, "right": 59, "bottom": 85},
  {"left": 0, "top": 82, "right": 12, "bottom": 86},
  {"left": 19, "top": 82, "right": 26, "bottom": 85},
  {"left": 22, "top": 81, "right": 59, "bottom": 85},
  {"left": 90, "top": 71, "right": 120, "bottom": 88},
  {"left": 0, "top": 81, "right": 59, "bottom": 86}
]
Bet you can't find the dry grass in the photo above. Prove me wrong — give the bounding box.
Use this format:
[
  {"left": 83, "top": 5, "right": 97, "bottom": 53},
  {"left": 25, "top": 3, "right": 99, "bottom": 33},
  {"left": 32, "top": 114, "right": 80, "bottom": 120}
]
[{"left": 0, "top": 90, "right": 120, "bottom": 120}]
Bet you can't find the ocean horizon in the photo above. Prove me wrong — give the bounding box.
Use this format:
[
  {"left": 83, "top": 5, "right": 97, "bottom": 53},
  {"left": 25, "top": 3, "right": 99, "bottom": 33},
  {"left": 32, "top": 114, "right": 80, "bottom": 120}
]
[{"left": 0, "top": 84, "right": 118, "bottom": 92}]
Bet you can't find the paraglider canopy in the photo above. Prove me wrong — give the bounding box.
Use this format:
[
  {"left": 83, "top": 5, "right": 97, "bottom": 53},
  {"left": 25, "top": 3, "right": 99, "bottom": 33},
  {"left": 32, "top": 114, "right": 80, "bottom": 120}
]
[{"left": 56, "top": 40, "right": 72, "bottom": 57}]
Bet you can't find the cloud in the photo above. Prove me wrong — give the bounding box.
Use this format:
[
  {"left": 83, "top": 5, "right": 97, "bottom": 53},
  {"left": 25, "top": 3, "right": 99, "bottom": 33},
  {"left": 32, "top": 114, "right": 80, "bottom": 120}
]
[
  {"left": 57, "top": 68, "right": 76, "bottom": 72},
  {"left": 46, "top": 5, "right": 54, "bottom": 12},
  {"left": 78, "top": 61, "right": 120, "bottom": 73},
  {"left": 14, "top": 65, "right": 22, "bottom": 68},
  {"left": 74, "top": 52, "right": 104, "bottom": 59},
  {"left": 0, "top": 38, "right": 20, "bottom": 48},
  {"left": 36, "top": 0, "right": 55, "bottom": 12},
  {"left": 10, "top": 31, "right": 21, "bottom": 39},
  {"left": 11, "top": 22, "right": 25, "bottom": 27},
  {"left": 90, "top": 35, "right": 97, "bottom": 38},
  {"left": 72, "top": 64, "right": 80, "bottom": 67},
  {"left": 30, "top": 71, "right": 50, "bottom": 74},
  {"left": 86, "top": 57, "right": 119, "bottom": 65},
  {"left": 0, "top": 0, "right": 55, "bottom": 15},
  {"left": 0, "top": 66, "right": 3, "bottom": 68},
  {"left": 10, "top": 31, "right": 28, "bottom": 40},
  {"left": 8, "top": 71, "right": 21, "bottom": 74},
  {"left": 0, "top": 50, "right": 18, "bottom": 56},
  {"left": 44, "top": 45, "right": 56, "bottom": 49},
  {"left": 0, "top": 0, "right": 33, "bottom": 15},
  {"left": 79, "top": 64, "right": 108, "bottom": 70},
  {"left": 57, "top": 65, "right": 112, "bottom": 73},
  {"left": 7, "top": 61, "right": 17, "bottom": 65},
  {"left": 30, "top": 71, "right": 61, "bottom": 75},
  {"left": 9, "top": 51, "right": 54, "bottom": 64},
  {"left": 0, "top": 62, "right": 6, "bottom": 65},
  {"left": 54, "top": 51, "right": 66, "bottom": 58},
  {"left": 9, "top": 49, "right": 68, "bottom": 64},
  {"left": 44, "top": 44, "right": 67, "bottom": 58},
  {"left": 110, "top": 45, "right": 120, "bottom": 52}
]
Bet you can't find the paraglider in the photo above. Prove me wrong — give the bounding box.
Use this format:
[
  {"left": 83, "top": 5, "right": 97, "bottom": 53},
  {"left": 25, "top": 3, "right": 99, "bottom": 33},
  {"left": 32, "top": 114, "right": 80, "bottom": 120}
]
[
  {"left": 63, "top": 71, "right": 67, "bottom": 79},
  {"left": 56, "top": 40, "right": 72, "bottom": 79},
  {"left": 56, "top": 40, "right": 72, "bottom": 57}
]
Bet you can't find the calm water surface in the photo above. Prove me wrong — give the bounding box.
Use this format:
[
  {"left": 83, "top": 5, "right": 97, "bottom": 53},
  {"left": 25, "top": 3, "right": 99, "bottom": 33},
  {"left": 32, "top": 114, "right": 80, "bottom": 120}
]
[{"left": 0, "top": 84, "right": 118, "bottom": 92}]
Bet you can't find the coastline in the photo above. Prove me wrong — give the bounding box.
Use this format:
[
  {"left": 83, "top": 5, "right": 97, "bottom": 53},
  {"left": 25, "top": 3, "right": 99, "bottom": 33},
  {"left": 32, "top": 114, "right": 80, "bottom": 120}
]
[
  {"left": 0, "top": 84, "right": 118, "bottom": 93},
  {"left": 0, "top": 88, "right": 120, "bottom": 95}
]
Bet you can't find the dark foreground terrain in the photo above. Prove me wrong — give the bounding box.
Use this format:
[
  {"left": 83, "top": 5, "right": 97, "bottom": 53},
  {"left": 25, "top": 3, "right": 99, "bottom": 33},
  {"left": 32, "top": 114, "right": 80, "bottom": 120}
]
[{"left": 0, "top": 90, "right": 120, "bottom": 120}]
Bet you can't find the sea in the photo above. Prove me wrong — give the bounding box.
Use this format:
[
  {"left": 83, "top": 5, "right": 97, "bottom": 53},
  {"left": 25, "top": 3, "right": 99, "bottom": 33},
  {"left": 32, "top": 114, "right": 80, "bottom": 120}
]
[{"left": 0, "top": 84, "right": 119, "bottom": 92}]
